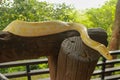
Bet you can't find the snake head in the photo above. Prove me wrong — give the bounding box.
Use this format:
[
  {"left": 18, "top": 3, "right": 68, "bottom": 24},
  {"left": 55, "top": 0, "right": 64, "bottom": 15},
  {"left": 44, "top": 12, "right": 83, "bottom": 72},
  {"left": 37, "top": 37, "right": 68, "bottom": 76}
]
[{"left": 97, "top": 44, "right": 113, "bottom": 60}]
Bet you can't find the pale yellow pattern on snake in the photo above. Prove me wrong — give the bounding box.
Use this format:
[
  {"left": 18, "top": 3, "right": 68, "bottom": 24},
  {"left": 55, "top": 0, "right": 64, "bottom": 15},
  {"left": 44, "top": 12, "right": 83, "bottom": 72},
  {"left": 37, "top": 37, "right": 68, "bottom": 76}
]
[{"left": 3, "top": 20, "right": 113, "bottom": 60}]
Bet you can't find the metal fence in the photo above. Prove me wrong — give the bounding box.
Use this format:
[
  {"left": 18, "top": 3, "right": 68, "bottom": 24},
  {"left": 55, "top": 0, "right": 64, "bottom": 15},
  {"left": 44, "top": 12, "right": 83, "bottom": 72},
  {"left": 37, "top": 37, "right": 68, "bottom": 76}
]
[
  {"left": 0, "top": 58, "right": 49, "bottom": 80},
  {"left": 0, "top": 50, "right": 120, "bottom": 80},
  {"left": 92, "top": 50, "right": 120, "bottom": 80}
]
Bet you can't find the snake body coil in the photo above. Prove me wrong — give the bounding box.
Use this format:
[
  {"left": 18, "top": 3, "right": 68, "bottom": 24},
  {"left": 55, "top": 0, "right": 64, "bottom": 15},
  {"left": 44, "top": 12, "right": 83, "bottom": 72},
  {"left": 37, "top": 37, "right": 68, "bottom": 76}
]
[{"left": 3, "top": 20, "right": 112, "bottom": 60}]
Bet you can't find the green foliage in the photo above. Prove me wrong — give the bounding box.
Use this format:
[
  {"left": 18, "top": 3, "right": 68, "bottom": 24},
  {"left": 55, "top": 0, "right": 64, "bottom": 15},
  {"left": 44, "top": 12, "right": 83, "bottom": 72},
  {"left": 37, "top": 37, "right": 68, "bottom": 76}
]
[
  {"left": 83, "top": 0, "right": 117, "bottom": 41},
  {"left": 0, "top": 0, "right": 81, "bottom": 30},
  {"left": 85, "top": 0, "right": 117, "bottom": 29},
  {"left": 0, "top": 66, "right": 25, "bottom": 73},
  {"left": 0, "top": 68, "right": 9, "bottom": 73},
  {"left": 38, "top": 63, "right": 48, "bottom": 69},
  {"left": 7, "top": 66, "right": 25, "bottom": 73}
]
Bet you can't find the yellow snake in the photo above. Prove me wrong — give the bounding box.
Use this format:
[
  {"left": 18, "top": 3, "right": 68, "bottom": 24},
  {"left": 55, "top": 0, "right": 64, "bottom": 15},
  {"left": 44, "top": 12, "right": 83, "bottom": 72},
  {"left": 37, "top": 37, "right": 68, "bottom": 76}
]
[{"left": 3, "top": 20, "right": 112, "bottom": 60}]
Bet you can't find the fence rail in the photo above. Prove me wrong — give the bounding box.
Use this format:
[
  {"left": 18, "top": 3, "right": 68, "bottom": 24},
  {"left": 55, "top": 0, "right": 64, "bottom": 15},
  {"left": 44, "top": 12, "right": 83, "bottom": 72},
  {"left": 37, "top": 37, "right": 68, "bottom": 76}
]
[
  {"left": 0, "top": 50, "right": 120, "bottom": 80},
  {"left": 92, "top": 50, "right": 120, "bottom": 80},
  {"left": 0, "top": 59, "right": 49, "bottom": 80}
]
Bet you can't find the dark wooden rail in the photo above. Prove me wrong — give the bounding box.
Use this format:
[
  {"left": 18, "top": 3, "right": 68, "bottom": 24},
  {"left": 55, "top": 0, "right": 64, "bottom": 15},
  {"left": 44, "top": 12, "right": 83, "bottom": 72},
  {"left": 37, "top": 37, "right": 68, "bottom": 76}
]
[
  {"left": 0, "top": 50, "right": 120, "bottom": 80},
  {"left": 0, "top": 58, "right": 49, "bottom": 80},
  {"left": 92, "top": 50, "right": 120, "bottom": 80}
]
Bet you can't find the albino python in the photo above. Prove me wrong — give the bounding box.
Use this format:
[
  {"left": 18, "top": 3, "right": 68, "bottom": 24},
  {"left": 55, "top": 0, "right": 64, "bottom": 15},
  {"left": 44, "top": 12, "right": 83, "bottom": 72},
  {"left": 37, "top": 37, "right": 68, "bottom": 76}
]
[{"left": 3, "top": 20, "right": 112, "bottom": 60}]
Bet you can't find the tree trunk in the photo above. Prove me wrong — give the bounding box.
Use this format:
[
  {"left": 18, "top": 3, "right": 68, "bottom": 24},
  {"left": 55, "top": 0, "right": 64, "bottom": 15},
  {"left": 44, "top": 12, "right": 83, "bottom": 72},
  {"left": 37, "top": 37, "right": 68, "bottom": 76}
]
[
  {"left": 107, "top": 0, "right": 120, "bottom": 76},
  {"left": 109, "top": 0, "right": 120, "bottom": 51}
]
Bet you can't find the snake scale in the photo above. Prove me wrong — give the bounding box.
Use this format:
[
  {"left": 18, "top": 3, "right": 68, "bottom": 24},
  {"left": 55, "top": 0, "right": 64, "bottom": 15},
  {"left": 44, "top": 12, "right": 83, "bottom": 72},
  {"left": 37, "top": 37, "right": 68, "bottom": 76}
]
[{"left": 3, "top": 20, "right": 113, "bottom": 60}]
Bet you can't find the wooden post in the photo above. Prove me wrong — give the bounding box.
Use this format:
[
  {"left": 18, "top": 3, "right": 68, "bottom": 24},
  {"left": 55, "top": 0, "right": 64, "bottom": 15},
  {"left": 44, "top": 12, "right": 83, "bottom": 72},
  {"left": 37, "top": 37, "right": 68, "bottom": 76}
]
[
  {"left": 56, "top": 37, "right": 100, "bottom": 80},
  {"left": 49, "top": 28, "right": 108, "bottom": 80}
]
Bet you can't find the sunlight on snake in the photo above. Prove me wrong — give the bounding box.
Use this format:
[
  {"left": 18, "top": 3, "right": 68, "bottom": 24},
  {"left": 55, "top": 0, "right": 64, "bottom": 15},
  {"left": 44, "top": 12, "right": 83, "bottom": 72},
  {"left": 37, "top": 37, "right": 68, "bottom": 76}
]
[{"left": 3, "top": 20, "right": 113, "bottom": 60}]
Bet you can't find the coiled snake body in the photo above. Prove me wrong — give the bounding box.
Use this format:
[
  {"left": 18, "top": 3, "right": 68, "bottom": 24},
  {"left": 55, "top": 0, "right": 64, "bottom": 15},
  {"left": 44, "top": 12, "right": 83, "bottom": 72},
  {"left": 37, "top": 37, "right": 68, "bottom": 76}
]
[{"left": 3, "top": 20, "right": 112, "bottom": 60}]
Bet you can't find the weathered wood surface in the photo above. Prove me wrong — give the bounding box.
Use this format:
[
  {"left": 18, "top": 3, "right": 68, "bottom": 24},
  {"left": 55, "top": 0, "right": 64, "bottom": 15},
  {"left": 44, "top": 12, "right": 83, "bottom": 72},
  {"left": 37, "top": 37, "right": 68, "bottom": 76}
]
[
  {"left": 0, "top": 28, "right": 107, "bottom": 63},
  {"left": 0, "top": 30, "right": 78, "bottom": 63},
  {"left": 48, "top": 56, "right": 58, "bottom": 80},
  {"left": 56, "top": 37, "right": 100, "bottom": 80},
  {"left": 48, "top": 28, "right": 108, "bottom": 80},
  {"left": 55, "top": 28, "right": 107, "bottom": 80},
  {"left": 0, "top": 28, "right": 107, "bottom": 80}
]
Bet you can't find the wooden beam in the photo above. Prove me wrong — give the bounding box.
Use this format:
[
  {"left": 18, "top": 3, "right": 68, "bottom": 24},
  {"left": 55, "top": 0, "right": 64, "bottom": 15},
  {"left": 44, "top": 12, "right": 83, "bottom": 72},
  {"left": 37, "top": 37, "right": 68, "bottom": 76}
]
[{"left": 0, "top": 28, "right": 107, "bottom": 63}]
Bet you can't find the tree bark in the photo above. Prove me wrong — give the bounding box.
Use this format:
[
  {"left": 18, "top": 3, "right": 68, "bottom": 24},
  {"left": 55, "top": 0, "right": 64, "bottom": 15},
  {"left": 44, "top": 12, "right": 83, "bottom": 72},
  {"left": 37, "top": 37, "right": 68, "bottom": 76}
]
[
  {"left": 107, "top": 0, "right": 119, "bottom": 76},
  {"left": 109, "top": 0, "right": 120, "bottom": 51}
]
